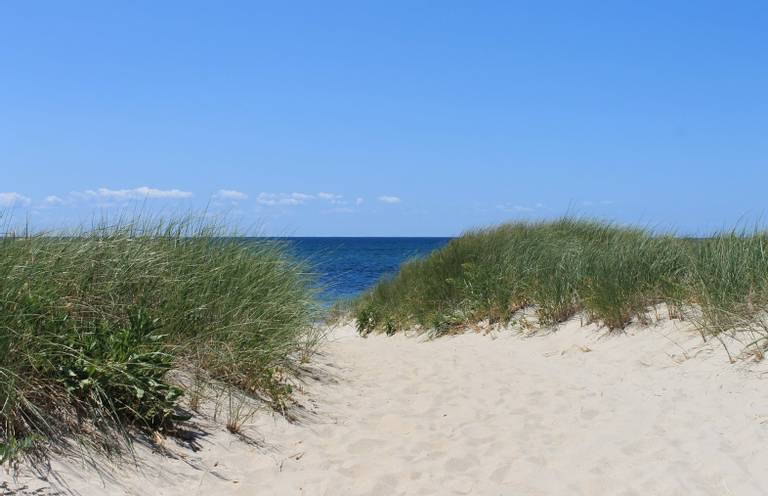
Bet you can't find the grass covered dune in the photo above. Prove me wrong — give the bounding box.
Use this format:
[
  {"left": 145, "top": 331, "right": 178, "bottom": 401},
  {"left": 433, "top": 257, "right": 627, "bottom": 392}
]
[
  {"left": 0, "top": 216, "right": 319, "bottom": 464},
  {"left": 354, "top": 218, "right": 768, "bottom": 350}
]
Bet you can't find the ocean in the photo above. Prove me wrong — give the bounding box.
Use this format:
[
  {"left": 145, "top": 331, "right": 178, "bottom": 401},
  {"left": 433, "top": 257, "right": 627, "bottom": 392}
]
[{"left": 279, "top": 237, "right": 452, "bottom": 304}]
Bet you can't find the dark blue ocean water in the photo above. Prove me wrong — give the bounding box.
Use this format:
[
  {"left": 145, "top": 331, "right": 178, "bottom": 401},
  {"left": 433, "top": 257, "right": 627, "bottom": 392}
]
[{"left": 279, "top": 237, "right": 452, "bottom": 303}]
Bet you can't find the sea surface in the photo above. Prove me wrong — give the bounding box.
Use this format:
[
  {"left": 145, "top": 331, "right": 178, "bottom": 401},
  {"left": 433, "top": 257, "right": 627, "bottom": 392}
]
[{"left": 278, "top": 237, "right": 452, "bottom": 304}]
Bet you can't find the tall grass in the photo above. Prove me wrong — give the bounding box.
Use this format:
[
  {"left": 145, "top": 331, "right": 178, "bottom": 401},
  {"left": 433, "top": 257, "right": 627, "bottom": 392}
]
[
  {"left": 354, "top": 218, "right": 768, "bottom": 350},
  {"left": 687, "top": 230, "right": 768, "bottom": 346},
  {"left": 0, "top": 215, "right": 319, "bottom": 463}
]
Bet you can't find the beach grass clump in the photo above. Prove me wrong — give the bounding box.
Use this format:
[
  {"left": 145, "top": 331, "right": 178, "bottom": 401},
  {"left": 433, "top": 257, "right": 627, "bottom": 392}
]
[
  {"left": 458, "top": 224, "right": 538, "bottom": 322},
  {"left": 353, "top": 218, "right": 768, "bottom": 347},
  {"left": 687, "top": 230, "right": 768, "bottom": 342},
  {"left": 526, "top": 225, "right": 585, "bottom": 325},
  {"left": 579, "top": 232, "right": 687, "bottom": 329},
  {"left": 0, "top": 216, "right": 318, "bottom": 463},
  {"left": 355, "top": 226, "right": 524, "bottom": 335},
  {"left": 354, "top": 218, "right": 682, "bottom": 333}
]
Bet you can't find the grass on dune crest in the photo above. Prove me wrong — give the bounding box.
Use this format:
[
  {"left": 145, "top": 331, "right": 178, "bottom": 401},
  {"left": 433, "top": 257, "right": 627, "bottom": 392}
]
[
  {"left": 0, "top": 214, "right": 320, "bottom": 464},
  {"left": 687, "top": 230, "right": 768, "bottom": 344},
  {"left": 353, "top": 218, "right": 768, "bottom": 352}
]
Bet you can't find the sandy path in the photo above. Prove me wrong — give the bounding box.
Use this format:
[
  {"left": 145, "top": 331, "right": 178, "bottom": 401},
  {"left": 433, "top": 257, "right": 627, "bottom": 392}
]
[{"left": 5, "top": 319, "right": 768, "bottom": 495}]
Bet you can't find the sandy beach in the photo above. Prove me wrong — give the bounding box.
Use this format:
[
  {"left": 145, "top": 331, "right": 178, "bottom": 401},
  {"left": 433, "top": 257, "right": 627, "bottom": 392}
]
[
  {"left": 5, "top": 314, "right": 768, "bottom": 496},
  {"left": 6, "top": 2, "right": 767, "bottom": 494}
]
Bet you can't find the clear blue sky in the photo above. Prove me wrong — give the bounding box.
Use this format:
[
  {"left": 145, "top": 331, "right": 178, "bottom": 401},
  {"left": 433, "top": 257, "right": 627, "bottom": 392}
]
[{"left": 2, "top": 1, "right": 766, "bottom": 236}]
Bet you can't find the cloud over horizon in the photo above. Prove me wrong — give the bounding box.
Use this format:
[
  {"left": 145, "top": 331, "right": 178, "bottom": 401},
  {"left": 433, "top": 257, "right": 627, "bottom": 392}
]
[
  {"left": 0, "top": 192, "right": 31, "bottom": 207},
  {"left": 256, "top": 192, "right": 349, "bottom": 207},
  {"left": 77, "top": 186, "right": 194, "bottom": 201},
  {"left": 215, "top": 189, "right": 248, "bottom": 201},
  {"left": 377, "top": 195, "right": 401, "bottom": 204}
]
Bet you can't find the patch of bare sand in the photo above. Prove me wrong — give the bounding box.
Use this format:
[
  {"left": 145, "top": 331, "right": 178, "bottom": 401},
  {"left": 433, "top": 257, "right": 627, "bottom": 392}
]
[{"left": 4, "top": 316, "right": 768, "bottom": 495}]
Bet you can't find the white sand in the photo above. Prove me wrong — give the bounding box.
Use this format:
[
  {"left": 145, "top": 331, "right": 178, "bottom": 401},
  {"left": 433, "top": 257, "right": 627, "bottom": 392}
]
[{"left": 5, "top": 315, "right": 768, "bottom": 495}]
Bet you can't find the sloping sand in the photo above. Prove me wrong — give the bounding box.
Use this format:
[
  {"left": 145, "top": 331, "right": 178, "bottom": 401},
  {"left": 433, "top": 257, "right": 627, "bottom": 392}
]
[{"left": 4, "top": 316, "right": 768, "bottom": 495}]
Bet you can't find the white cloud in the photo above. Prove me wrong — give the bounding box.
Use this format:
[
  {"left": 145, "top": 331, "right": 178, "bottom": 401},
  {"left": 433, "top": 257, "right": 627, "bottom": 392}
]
[
  {"left": 44, "top": 195, "right": 65, "bottom": 205},
  {"left": 256, "top": 192, "right": 347, "bottom": 207},
  {"left": 81, "top": 186, "right": 193, "bottom": 200},
  {"left": 256, "top": 192, "right": 313, "bottom": 206},
  {"left": 291, "top": 192, "right": 315, "bottom": 202},
  {"left": 215, "top": 189, "right": 248, "bottom": 201},
  {"left": 318, "top": 192, "right": 346, "bottom": 204},
  {"left": 356, "top": 197, "right": 364, "bottom": 206},
  {"left": 378, "top": 195, "right": 401, "bottom": 204},
  {"left": 317, "top": 192, "right": 339, "bottom": 200},
  {"left": 0, "top": 192, "right": 31, "bottom": 207}
]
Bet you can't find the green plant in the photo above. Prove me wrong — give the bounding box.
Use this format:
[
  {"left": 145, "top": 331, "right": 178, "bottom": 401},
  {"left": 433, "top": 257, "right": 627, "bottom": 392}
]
[
  {"left": 350, "top": 217, "right": 768, "bottom": 348},
  {"left": 52, "top": 309, "right": 186, "bottom": 430},
  {"left": 0, "top": 213, "right": 320, "bottom": 463}
]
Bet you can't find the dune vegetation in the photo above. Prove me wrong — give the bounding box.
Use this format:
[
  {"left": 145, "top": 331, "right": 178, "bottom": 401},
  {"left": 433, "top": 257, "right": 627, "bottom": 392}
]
[
  {"left": 353, "top": 218, "right": 768, "bottom": 350},
  {"left": 0, "top": 215, "right": 319, "bottom": 464}
]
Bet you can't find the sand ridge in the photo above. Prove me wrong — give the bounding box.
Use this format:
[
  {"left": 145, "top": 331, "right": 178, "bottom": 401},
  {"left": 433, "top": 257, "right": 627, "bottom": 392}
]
[{"left": 4, "top": 316, "right": 768, "bottom": 495}]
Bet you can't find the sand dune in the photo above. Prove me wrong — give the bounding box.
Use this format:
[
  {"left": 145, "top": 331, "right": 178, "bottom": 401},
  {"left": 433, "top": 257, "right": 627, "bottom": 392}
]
[{"left": 4, "top": 315, "right": 768, "bottom": 495}]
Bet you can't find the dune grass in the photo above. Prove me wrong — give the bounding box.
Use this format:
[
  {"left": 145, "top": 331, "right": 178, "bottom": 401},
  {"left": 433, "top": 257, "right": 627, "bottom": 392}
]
[
  {"left": 686, "top": 230, "right": 768, "bottom": 346},
  {"left": 353, "top": 218, "right": 768, "bottom": 351},
  {"left": 0, "top": 215, "right": 319, "bottom": 464}
]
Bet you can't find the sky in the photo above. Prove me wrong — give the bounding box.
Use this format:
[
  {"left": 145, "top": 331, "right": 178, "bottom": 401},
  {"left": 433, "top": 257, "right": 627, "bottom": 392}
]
[{"left": 1, "top": 1, "right": 767, "bottom": 236}]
